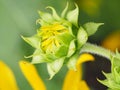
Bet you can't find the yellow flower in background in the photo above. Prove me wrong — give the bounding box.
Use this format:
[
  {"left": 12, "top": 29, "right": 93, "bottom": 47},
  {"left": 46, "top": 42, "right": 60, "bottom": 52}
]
[
  {"left": 62, "top": 54, "right": 94, "bottom": 90},
  {"left": 0, "top": 54, "right": 94, "bottom": 90},
  {"left": 0, "top": 61, "right": 19, "bottom": 90},
  {"left": 0, "top": 60, "right": 46, "bottom": 90},
  {"left": 20, "top": 54, "right": 94, "bottom": 90},
  {"left": 19, "top": 61, "right": 46, "bottom": 90},
  {"left": 102, "top": 31, "right": 120, "bottom": 51}
]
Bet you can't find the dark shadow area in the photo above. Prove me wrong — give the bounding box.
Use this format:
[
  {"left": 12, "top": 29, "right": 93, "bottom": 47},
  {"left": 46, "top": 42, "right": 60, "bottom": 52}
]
[{"left": 84, "top": 55, "right": 111, "bottom": 90}]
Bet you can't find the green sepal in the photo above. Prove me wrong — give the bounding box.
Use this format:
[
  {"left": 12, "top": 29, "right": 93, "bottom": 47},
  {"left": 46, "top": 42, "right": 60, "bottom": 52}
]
[
  {"left": 71, "top": 25, "right": 79, "bottom": 36},
  {"left": 21, "top": 35, "right": 41, "bottom": 49},
  {"left": 31, "top": 49, "right": 58, "bottom": 64},
  {"left": 31, "top": 49, "right": 45, "bottom": 64},
  {"left": 47, "top": 57, "right": 65, "bottom": 79},
  {"left": 77, "top": 27, "right": 88, "bottom": 49},
  {"left": 67, "top": 4, "right": 79, "bottom": 26},
  {"left": 38, "top": 11, "right": 54, "bottom": 24},
  {"left": 45, "top": 43, "right": 57, "bottom": 54},
  {"left": 67, "top": 53, "right": 78, "bottom": 70},
  {"left": 98, "top": 77, "right": 120, "bottom": 90},
  {"left": 111, "top": 54, "right": 120, "bottom": 74},
  {"left": 46, "top": 6, "right": 60, "bottom": 20},
  {"left": 83, "top": 22, "right": 104, "bottom": 36},
  {"left": 97, "top": 71, "right": 120, "bottom": 90},
  {"left": 97, "top": 79, "right": 120, "bottom": 90},
  {"left": 57, "top": 32, "right": 74, "bottom": 46},
  {"left": 68, "top": 25, "right": 79, "bottom": 37},
  {"left": 111, "top": 57, "right": 120, "bottom": 72},
  {"left": 113, "top": 67, "right": 120, "bottom": 84},
  {"left": 111, "top": 54, "right": 120, "bottom": 83},
  {"left": 67, "top": 39, "right": 76, "bottom": 57},
  {"left": 45, "top": 53, "right": 58, "bottom": 62},
  {"left": 55, "top": 45, "right": 68, "bottom": 58},
  {"left": 36, "top": 19, "right": 48, "bottom": 26},
  {"left": 61, "top": 2, "right": 69, "bottom": 18},
  {"left": 115, "top": 49, "right": 120, "bottom": 59}
]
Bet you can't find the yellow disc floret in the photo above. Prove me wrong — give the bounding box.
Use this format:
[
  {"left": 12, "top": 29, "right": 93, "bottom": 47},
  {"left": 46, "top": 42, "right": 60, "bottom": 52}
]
[{"left": 38, "top": 22, "right": 68, "bottom": 53}]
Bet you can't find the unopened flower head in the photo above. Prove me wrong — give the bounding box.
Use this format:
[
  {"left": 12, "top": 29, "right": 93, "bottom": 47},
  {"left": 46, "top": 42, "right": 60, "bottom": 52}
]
[
  {"left": 36, "top": 4, "right": 78, "bottom": 57},
  {"left": 98, "top": 50, "right": 120, "bottom": 90},
  {"left": 22, "top": 3, "right": 103, "bottom": 79}
]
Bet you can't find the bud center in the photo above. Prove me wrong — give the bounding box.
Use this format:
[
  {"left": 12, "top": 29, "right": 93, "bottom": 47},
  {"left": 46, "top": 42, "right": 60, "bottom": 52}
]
[{"left": 38, "top": 23, "right": 68, "bottom": 53}]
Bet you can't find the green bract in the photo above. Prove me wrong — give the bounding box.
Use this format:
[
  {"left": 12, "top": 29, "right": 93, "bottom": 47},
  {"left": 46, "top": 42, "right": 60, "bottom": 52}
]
[
  {"left": 22, "top": 3, "right": 103, "bottom": 79},
  {"left": 98, "top": 50, "right": 120, "bottom": 90}
]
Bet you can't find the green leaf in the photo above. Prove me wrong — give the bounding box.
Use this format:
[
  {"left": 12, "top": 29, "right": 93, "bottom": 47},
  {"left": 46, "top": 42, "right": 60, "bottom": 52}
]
[
  {"left": 61, "top": 2, "right": 69, "bottom": 18},
  {"left": 55, "top": 45, "right": 68, "bottom": 57},
  {"left": 77, "top": 27, "right": 88, "bottom": 49},
  {"left": 47, "top": 57, "right": 65, "bottom": 79},
  {"left": 46, "top": 6, "right": 60, "bottom": 20},
  {"left": 83, "top": 22, "right": 104, "bottom": 36},
  {"left": 57, "top": 32, "right": 74, "bottom": 46},
  {"left": 21, "top": 35, "right": 41, "bottom": 49},
  {"left": 67, "top": 39, "right": 76, "bottom": 57},
  {"left": 67, "top": 4, "right": 79, "bottom": 26},
  {"left": 67, "top": 53, "right": 78, "bottom": 70},
  {"left": 31, "top": 49, "right": 45, "bottom": 64}
]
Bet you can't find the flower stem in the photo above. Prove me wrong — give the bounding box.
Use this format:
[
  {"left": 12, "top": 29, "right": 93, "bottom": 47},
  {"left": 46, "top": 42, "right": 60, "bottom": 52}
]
[{"left": 80, "top": 42, "right": 115, "bottom": 60}]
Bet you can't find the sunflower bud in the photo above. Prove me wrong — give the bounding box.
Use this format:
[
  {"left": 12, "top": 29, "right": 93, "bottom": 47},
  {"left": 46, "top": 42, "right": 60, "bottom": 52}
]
[
  {"left": 22, "top": 3, "right": 103, "bottom": 79},
  {"left": 98, "top": 50, "right": 120, "bottom": 90}
]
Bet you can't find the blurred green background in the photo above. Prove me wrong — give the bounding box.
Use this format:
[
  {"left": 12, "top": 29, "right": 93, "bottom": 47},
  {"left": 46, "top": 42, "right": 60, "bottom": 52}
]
[{"left": 0, "top": 0, "right": 120, "bottom": 90}]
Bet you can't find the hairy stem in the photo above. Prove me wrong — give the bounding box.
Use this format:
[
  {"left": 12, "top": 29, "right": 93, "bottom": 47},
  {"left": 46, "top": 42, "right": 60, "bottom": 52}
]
[{"left": 80, "top": 42, "right": 115, "bottom": 60}]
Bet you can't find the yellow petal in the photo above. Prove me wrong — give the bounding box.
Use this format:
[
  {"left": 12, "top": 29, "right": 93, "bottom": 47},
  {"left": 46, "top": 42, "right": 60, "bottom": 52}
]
[
  {"left": 19, "top": 60, "right": 46, "bottom": 90},
  {"left": 76, "top": 53, "right": 94, "bottom": 68},
  {"left": 0, "top": 61, "right": 19, "bottom": 90},
  {"left": 62, "top": 54, "right": 94, "bottom": 90},
  {"left": 102, "top": 31, "right": 120, "bottom": 51},
  {"left": 78, "top": 80, "right": 89, "bottom": 90},
  {"left": 62, "top": 65, "right": 82, "bottom": 90}
]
